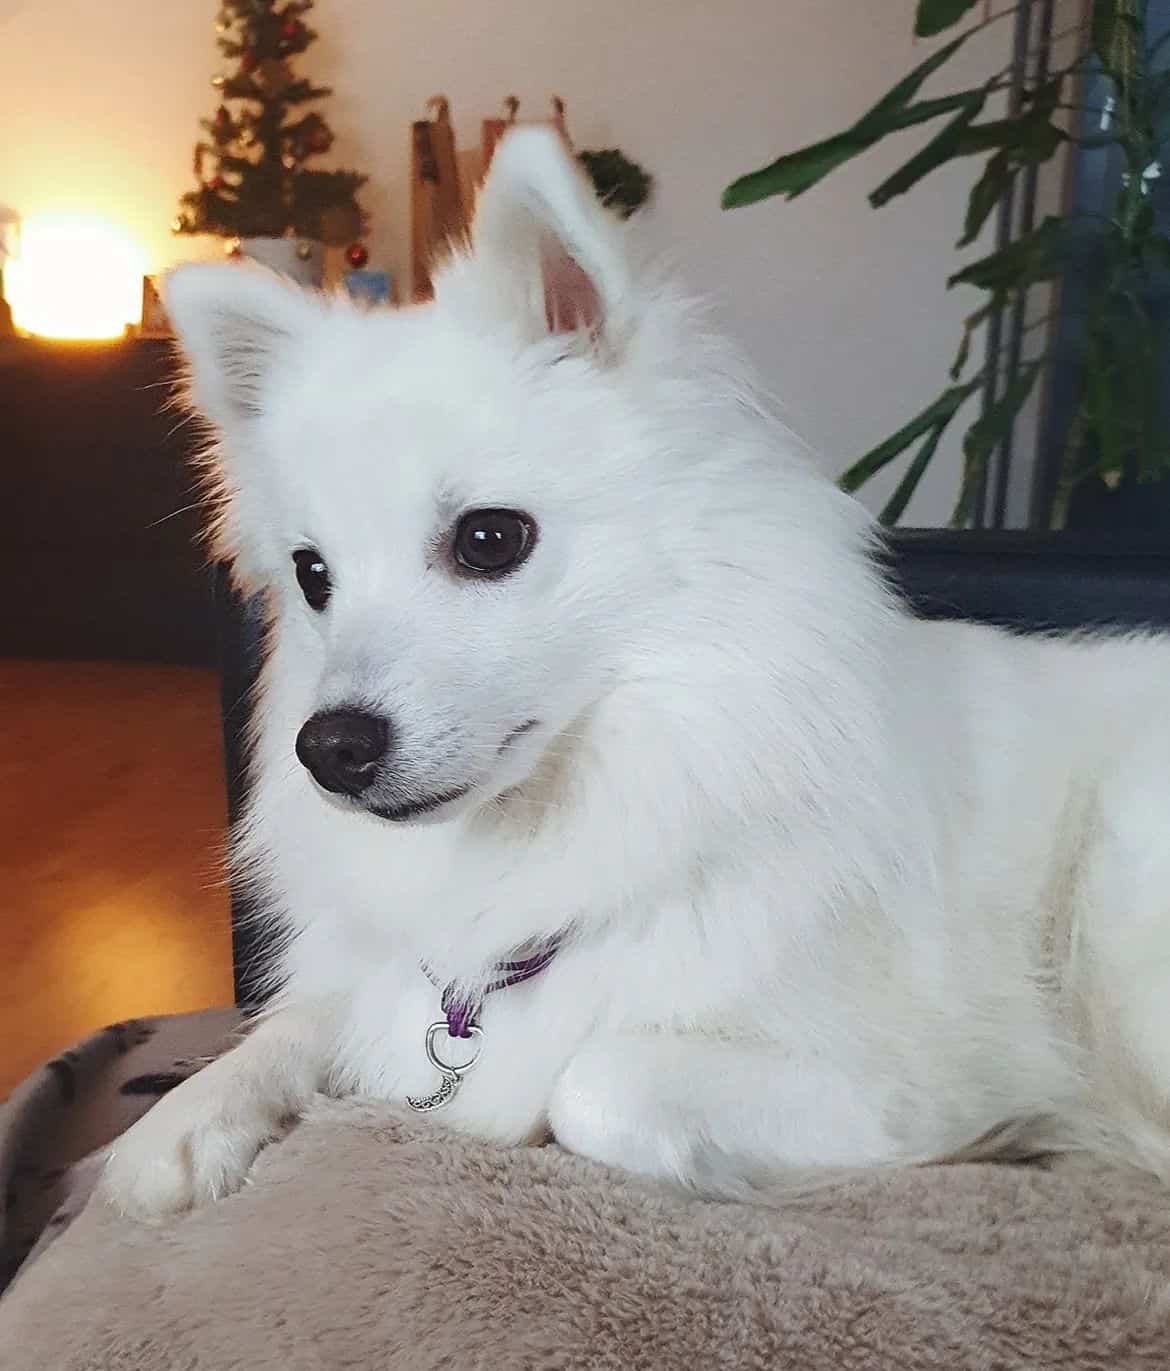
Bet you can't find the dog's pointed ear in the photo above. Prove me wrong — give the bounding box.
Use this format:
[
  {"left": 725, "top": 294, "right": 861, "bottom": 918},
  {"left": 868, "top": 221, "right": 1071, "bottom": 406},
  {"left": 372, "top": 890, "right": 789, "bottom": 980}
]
[
  {"left": 464, "top": 126, "right": 635, "bottom": 348},
  {"left": 163, "top": 263, "right": 322, "bottom": 431}
]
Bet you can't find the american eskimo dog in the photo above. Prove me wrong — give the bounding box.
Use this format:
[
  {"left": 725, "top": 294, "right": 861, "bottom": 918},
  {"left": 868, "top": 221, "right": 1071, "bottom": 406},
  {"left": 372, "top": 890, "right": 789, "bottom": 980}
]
[{"left": 104, "top": 127, "right": 1170, "bottom": 1218}]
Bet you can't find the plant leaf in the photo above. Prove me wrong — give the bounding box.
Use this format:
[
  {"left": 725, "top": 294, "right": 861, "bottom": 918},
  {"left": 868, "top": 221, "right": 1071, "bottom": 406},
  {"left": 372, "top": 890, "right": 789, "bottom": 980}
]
[
  {"left": 722, "top": 95, "right": 980, "bottom": 207},
  {"left": 954, "top": 78, "right": 1067, "bottom": 244},
  {"left": 915, "top": 0, "right": 981, "bottom": 38},
  {"left": 1091, "top": 0, "right": 1117, "bottom": 62},
  {"left": 962, "top": 147, "right": 1013, "bottom": 245},
  {"left": 838, "top": 379, "right": 982, "bottom": 494},
  {"left": 870, "top": 75, "right": 1068, "bottom": 237},
  {"left": 949, "top": 216, "right": 1088, "bottom": 293},
  {"left": 956, "top": 121, "right": 1067, "bottom": 244},
  {"left": 870, "top": 29, "right": 977, "bottom": 116},
  {"left": 722, "top": 132, "right": 880, "bottom": 208},
  {"left": 954, "top": 106, "right": 1067, "bottom": 162},
  {"left": 1133, "top": 197, "right": 1156, "bottom": 240},
  {"left": 949, "top": 301, "right": 996, "bottom": 379},
  {"left": 1083, "top": 286, "right": 1167, "bottom": 483},
  {"left": 879, "top": 420, "right": 949, "bottom": 525},
  {"left": 869, "top": 89, "right": 989, "bottom": 207},
  {"left": 723, "top": 30, "right": 977, "bottom": 208},
  {"left": 952, "top": 363, "right": 1042, "bottom": 527}
]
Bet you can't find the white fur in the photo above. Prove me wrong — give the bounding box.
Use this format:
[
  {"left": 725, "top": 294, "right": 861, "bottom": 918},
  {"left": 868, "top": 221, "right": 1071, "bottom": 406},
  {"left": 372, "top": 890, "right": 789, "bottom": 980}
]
[{"left": 103, "top": 127, "right": 1170, "bottom": 1218}]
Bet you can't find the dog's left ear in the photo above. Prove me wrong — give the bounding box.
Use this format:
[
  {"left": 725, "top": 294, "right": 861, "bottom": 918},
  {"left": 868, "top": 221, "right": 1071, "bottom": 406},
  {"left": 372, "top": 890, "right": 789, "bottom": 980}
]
[
  {"left": 163, "top": 262, "right": 324, "bottom": 434},
  {"left": 459, "top": 125, "right": 635, "bottom": 349}
]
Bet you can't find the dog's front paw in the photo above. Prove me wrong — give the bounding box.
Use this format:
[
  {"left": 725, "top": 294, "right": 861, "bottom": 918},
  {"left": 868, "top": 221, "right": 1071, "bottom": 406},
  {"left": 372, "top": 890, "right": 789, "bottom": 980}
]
[{"left": 100, "top": 1070, "right": 287, "bottom": 1222}]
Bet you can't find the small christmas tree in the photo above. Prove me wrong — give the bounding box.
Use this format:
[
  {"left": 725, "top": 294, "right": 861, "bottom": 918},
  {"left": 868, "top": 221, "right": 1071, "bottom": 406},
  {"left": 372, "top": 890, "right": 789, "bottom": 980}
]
[{"left": 174, "top": 0, "right": 368, "bottom": 251}]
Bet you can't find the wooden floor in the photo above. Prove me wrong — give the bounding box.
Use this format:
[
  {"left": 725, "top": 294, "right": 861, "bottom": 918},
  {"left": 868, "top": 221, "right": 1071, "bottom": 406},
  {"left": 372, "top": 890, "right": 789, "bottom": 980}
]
[{"left": 1, "top": 660, "right": 234, "bottom": 1096}]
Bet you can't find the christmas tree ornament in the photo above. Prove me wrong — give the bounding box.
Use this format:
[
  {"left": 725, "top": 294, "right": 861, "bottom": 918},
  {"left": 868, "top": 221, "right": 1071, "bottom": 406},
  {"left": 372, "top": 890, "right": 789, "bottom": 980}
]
[
  {"left": 282, "top": 18, "right": 303, "bottom": 38},
  {"left": 211, "top": 73, "right": 227, "bottom": 88},
  {"left": 240, "top": 50, "right": 258, "bottom": 73},
  {"left": 345, "top": 241, "right": 369, "bottom": 269},
  {"left": 206, "top": 174, "right": 225, "bottom": 191},
  {"left": 171, "top": 216, "right": 186, "bottom": 234},
  {"left": 295, "top": 240, "right": 313, "bottom": 261},
  {"left": 225, "top": 237, "right": 242, "bottom": 257},
  {"left": 282, "top": 152, "right": 298, "bottom": 171}
]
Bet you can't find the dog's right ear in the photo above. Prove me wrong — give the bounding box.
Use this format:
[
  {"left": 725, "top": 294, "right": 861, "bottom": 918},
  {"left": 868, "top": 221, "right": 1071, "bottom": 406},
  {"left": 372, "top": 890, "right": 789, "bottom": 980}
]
[
  {"left": 452, "top": 125, "right": 637, "bottom": 352},
  {"left": 163, "top": 263, "right": 323, "bottom": 433}
]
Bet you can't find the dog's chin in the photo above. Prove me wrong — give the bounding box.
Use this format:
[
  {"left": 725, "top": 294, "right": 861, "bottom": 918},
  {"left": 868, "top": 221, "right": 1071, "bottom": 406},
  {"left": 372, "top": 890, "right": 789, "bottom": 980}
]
[
  {"left": 365, "top": 784, "right": 474, "bottom": 825},
  {"left": 315, "top": 783, "right": 475, "bottom": 826}
]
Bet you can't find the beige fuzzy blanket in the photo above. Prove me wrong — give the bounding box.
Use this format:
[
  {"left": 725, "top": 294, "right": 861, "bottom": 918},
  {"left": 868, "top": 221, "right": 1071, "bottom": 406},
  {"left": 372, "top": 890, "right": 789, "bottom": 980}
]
[{"left": 3, "top": 1098, "right": 1170, "bottom": 1370}]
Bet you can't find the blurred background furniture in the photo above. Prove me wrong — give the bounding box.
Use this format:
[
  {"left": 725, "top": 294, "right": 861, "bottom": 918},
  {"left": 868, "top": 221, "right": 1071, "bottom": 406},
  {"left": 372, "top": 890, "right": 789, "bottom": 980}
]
[{"left": 1, "top": 337, "right": 215, "bottom": 665}]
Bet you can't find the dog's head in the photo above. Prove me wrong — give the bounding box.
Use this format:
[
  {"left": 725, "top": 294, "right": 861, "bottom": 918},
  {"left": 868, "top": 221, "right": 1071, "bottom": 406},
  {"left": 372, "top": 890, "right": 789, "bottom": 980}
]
[{"left": 166, "top": 128, "right": 782, "bottom": 826}]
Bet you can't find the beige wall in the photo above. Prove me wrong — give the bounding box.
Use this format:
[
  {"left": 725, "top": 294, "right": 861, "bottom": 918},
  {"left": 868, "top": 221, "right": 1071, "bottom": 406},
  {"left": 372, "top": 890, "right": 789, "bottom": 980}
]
[{"left": 0, "top": 1, "right": 1009, "bottom": 525}]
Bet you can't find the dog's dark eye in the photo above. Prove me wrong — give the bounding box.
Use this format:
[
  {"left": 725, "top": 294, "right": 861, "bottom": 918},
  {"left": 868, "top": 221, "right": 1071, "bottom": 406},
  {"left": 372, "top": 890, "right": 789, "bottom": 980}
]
[
  {"left": 293, "top": 548, "right": 332, "bottom": 611},
  {"left": 453, "top": 509, "right": 536, "bottom": 577}
]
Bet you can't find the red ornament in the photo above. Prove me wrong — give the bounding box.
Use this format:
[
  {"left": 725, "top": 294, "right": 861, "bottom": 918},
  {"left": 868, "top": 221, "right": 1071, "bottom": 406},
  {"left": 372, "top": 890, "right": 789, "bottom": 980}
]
[
  {"left": 206, "top": 174, "right": 225, "bottom": 191},
  {"left": 309, "top": 127, "right": 332, "bottom": 153},
  {"left": 345, "top": 242, "right": 369, "bottom": 269},
  {"left": 240, "top": 50, "right": 258, "bottom": 73},
  {"left": 282, "top": 18, "right": 302, "bottom": 38}
]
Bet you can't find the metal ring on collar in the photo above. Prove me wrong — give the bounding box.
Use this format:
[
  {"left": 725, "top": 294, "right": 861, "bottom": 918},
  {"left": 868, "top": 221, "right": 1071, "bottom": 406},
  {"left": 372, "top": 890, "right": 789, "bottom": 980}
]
[{"left": 423, "top": 1021, "right": 484, "bottom": 1077}]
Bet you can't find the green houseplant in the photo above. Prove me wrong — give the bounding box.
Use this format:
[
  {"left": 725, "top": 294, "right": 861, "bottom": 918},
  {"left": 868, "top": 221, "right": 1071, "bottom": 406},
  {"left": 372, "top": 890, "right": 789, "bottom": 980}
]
[
  {"left": 723, "top": 0, "right": 1170, "bottom": 528},
  {"left": 578, "top": 149, "right": 653, "bottom": 219}
]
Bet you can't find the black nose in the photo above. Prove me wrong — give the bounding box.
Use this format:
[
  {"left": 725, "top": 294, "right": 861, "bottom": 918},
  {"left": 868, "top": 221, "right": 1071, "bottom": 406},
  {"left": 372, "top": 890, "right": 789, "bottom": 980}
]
[{"left": 295, "top": 709, "right": 390, "bottom": 796}]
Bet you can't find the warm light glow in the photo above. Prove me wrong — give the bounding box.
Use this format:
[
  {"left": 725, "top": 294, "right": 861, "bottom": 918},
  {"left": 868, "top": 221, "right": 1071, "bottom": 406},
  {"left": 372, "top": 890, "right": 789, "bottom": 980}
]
[{"left": 8, "top": 212, "right": 147, "bottom": 340}]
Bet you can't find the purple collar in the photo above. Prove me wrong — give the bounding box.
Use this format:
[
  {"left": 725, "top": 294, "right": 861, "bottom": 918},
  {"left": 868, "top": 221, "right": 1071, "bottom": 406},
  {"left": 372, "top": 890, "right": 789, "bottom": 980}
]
[{"left": 422, "top": 937, "right": 564, "bottom": 1039}]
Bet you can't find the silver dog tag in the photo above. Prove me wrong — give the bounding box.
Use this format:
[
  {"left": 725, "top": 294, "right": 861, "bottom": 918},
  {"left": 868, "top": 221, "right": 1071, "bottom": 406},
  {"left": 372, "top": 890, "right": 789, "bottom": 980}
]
[{"left": 406, "top": 1022, "right": 483, "bottom": 1112}]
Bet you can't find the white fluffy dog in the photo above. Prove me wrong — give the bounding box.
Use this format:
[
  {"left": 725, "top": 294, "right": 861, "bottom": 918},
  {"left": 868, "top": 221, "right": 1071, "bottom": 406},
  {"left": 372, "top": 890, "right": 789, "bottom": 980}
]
[{"left": 105, "top": 127, "right": 1170, "bottom": 1218}]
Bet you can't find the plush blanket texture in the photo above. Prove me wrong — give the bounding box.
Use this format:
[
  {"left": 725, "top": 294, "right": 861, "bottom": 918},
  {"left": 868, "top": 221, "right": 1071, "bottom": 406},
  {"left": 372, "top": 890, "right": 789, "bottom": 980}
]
[{"left": 3, "top": 1090, "right": 1170, "bottom": 1370}]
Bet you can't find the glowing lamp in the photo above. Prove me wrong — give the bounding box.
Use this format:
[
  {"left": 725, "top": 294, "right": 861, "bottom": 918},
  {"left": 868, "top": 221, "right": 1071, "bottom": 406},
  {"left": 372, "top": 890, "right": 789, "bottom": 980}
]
[{"left": 7, "top": 212, "right": 147, "bottom": 340}]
